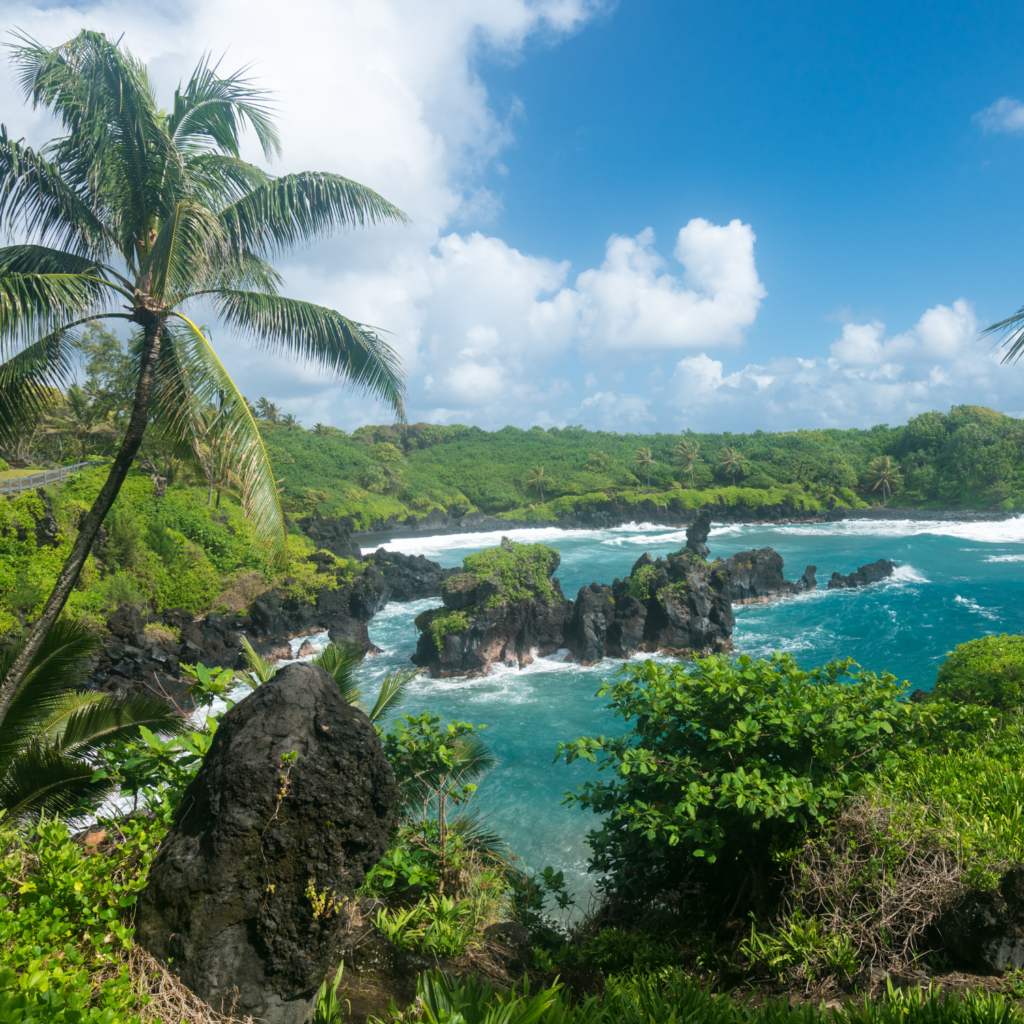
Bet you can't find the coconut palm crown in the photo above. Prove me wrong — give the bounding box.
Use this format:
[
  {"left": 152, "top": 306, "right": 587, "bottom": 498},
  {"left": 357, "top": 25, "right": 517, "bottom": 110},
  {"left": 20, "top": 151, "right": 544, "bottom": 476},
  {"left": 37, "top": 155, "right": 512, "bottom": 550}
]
[{"left": 0, "top": 31, "right": 408, "bottom": 720}]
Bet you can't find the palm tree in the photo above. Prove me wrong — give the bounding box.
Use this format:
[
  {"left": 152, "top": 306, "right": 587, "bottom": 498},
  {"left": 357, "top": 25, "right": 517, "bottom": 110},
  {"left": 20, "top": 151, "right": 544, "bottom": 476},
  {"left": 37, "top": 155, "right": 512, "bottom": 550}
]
[
  {"left": 868, "top": 455, "right": 902, "bottom": 501},
  {"left": 674, "top": 438, "right": 703, "bottom": 488},
  {"left": 41, "top": 382, "right": 119, "bottom": 459},
  {"left": 633, "top": 446, "right": 655, "bottom": 490},
  {"left": 256, "top": 396, "right": 281, "bottom": 423},
  {"left": 719, "top": 446, "right": 744, "bottom": 487},
  {"left": 0, "top": 619, "right": 185, "bottom": 820},
  {"left": 311, "top": 422, "right": 330, "bottom": 437},
  {"left": 0, "top": 32, "right": 407, "bottom": 716},
  {"left": 526, "top": 466, "right": 548, "bottom": 502},
  {"left": 280, "top": 412, "right": 300, "bottom": 431}
]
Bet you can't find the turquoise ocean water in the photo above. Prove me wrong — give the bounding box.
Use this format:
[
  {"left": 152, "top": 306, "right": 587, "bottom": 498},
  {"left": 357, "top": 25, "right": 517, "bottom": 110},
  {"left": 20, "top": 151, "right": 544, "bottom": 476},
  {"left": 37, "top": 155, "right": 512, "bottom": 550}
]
[{"left": 334, "top": 518, "right": 1024, "bottom": 901}]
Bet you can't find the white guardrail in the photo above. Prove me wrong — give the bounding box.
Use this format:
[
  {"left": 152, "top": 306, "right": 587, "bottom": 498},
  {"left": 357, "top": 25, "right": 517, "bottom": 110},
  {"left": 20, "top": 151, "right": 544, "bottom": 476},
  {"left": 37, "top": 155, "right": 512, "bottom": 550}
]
[{"left": 0, "top": 461, "right": 108, "bottom": 496}]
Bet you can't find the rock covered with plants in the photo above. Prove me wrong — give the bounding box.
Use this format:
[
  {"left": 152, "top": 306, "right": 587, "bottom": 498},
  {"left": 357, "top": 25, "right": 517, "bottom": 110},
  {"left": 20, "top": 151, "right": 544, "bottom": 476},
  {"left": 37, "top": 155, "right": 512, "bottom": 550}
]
[
  {"left": 411, "top": 537, "right": 572, "bottom": 676},
  {"left": 136, "top": 661, "right": 397, "bottom": 1024}
]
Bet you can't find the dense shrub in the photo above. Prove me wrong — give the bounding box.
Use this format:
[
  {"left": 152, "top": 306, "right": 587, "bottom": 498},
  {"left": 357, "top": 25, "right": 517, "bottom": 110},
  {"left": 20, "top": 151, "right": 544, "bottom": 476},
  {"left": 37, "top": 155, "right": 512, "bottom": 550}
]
[
  {"left": 560, "top": 654, "right": 933, "bottom": 914},
  {"left": 0, "top": 815, "right": 166, "bottom": 1022},
  {"left": 934, "top": 633, "right": 1024, "bottom": 709}
]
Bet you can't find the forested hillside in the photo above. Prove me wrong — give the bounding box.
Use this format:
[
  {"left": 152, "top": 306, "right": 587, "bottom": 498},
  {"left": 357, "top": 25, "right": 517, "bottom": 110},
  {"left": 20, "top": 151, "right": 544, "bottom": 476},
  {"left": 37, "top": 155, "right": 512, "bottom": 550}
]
[{"left": 261, "top": 404, "right": 1024, "bottom": 527}]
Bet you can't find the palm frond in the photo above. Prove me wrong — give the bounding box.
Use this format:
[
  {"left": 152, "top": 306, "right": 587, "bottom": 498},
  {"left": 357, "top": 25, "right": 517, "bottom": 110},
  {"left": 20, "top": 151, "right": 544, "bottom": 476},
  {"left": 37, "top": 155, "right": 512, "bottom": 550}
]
[
  {"left": 399, "top": 734, "right": 499, "bottom": 811},
  {"left": 447, "top": 814, "right": 510, "bottom": 861},
  {"left": 0, "top": 618, "right": 102, "bottom": 758},
  {"left": 239, "top": 635, "right": 278, "bottom": 685},
  {"left": 53, "top": 692, "right": 186, "bottom": 758},
  {"left": 311, "top": 642, "right": 363, "bottom": 704},
  {"left": 206, "top": 291, "right": 406, "bottom": 417},
  {"left": 0, "top": 324, "right": 78, "bottom": 445},
  {"left": 155, "top": 316, "right": 287, "bottom": 561},
  {"left": 985, "top": 306, "right": 1024, "bottom": 364},
  {"left": 0, "top": 742, "right": 112, "bottom": 820},
  {"left": 169, "top": 54, "right": 281, "bottom": 161},
  {"left": 0, "top": 128, "right": 109, "bottom": 257},
  {"left": 10, "top": 30, "right": 180, "bottom": 266},
  {"left": 0, "top": 267, "right": 113, "bottom": 351},
  {"left": 140, "top": 200, "right": 226, "bottom": 304},
  {"left": 367, "top": 668, "right": 418, "bottom": 724},
  {"left": 218, "top": 171, "right": 407, "bottom": 257}
]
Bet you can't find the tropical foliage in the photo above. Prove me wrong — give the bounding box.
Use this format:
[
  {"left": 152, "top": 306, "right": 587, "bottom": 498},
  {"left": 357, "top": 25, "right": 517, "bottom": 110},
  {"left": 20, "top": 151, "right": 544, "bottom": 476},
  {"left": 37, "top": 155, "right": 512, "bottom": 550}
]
[
  {"left": 0, "top": 29, "right": 406, "bottom": 718},
  {"left": 0, "top": 618, "right": 184, "bottom": 820}
]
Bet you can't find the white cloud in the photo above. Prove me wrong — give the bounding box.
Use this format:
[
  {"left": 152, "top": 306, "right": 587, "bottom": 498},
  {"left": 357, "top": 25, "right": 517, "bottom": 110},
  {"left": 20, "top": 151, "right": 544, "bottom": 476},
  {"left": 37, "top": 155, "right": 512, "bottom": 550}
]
[
  {"left": 830, "top": 300, "right": 977, "bottom": 366},
  {"left": 974, "top": 97, "right": 1024, "bottom": 134},
  {"left": 665, "top": 298, "right": 1024, "bottom": 432},
  {"left": 570, "top": 220, "right": 766, "bottom": 353}
]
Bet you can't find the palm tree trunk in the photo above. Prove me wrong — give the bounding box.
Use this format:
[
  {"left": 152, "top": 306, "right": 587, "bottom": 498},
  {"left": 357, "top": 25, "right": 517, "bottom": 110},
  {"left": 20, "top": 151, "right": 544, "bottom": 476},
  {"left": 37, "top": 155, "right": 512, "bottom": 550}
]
[{"left": 0, "top": 320, "right": 165, "bottom": 727}]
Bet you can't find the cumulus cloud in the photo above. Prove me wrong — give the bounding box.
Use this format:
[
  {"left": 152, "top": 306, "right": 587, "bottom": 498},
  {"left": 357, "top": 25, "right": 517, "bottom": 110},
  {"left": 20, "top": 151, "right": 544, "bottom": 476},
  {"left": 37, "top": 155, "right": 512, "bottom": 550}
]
[
  {"left": 665, "top": 299, "right": 1024, "bottom": 432},
  {"left": 974, "top": 97, "right": 1024, "bottom": 134},
  {"left": 570, "top": 220, "right": 766, "bottom": 353}
]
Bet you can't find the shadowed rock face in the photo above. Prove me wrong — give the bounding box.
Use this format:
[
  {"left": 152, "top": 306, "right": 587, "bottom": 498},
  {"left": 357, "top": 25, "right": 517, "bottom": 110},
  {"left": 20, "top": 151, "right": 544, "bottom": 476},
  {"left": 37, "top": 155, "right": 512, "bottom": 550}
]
[
  {"left": 364, "top": 548, "right": 460, "bottom": 602},
  {"left": 724, "top": 548, "right": 817, "bottom": 604},
  {"left": 136, "top": 663, "right": 396, "bottom": 1024},
  {"left": 827, "top": 558, "right": 895, "bottom": 590},
  {"left": 940, "top": 864, "right": 1024, "bottom": 974}
]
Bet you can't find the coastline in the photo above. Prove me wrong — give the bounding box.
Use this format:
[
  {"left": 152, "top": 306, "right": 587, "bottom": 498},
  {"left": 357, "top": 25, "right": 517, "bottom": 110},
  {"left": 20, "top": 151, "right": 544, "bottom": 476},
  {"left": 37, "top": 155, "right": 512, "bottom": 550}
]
[{"left": 353, "top": 505, "right": 1017, "bottom": 551}]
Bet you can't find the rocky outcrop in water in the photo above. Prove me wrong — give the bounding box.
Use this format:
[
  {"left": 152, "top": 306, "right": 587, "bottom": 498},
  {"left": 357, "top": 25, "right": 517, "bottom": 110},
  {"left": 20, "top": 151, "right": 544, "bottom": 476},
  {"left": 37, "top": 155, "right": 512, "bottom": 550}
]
[
  {"left": 724, "top": 549, "right": 817, "bottom": 604},
  {"left": 364, "top": 548, "right": 460, "bottom": 601},
  {"left": 827, "top": 558, "right": 895, "bottom": 590},
  {"left": 136, "top": 662, "right": 396, "bottom": 1024},
  {"left": 411, "top": 538, "right": 572, "bottom": 677}
]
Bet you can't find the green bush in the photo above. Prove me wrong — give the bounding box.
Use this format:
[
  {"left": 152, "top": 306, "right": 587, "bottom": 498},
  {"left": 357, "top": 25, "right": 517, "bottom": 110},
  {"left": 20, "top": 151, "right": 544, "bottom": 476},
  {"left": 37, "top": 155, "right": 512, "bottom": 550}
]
[
  {"left": 0, "top": 815, "right": 166, "bottom": 1023},
  {"left": 560, "top": 654, "right": 933, "bottom": 913},
  {"left": 558, "top": 927, "right": 675, "bottom": 975},
  {"left": 461, "top": 540, "right": 559, "bottom": 605},
  {"left": 934, "top": 634, "right": 1024, "bottom": 710}
]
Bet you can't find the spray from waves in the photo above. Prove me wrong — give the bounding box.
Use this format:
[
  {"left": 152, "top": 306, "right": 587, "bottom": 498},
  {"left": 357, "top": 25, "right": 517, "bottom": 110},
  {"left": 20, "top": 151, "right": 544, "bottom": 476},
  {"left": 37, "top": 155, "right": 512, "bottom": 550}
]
[
  {"left": 986, "top": 554, "right": 1024, "bottom": 563},
  {"left": 887, "top": 564, "right": 930, "bottom": 585},
  {"left": 768, "top": 515, "right": 1024, "bottom": 546},
  {"left": 954, "top": 594, "right": 1002, "bottom": 621}
]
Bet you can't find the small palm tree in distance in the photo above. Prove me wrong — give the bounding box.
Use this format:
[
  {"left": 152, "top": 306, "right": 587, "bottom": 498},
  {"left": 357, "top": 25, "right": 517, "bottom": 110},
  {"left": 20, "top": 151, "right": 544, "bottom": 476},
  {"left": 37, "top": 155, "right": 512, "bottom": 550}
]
[
  {"left": 674, "top": 438, "right": 702, "bottom": 488},
  {"left": 526, "top": 466, "right": 548, "bottom": 502},
  {"left": 633, "top": 447, "right": 655, "bottom": 490},
  {"left": 868, "top": 455, "right": 902, "bottom": 501},
  {"left": 719, "top": 446, "right": 743, "bottom": 487}
]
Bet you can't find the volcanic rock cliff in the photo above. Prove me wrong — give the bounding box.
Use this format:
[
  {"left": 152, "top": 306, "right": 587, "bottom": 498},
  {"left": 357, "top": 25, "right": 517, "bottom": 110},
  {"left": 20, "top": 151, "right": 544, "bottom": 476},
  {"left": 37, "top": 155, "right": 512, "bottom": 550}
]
[{"left": 411, "top": 538, "right": 572, "bottom": 676}]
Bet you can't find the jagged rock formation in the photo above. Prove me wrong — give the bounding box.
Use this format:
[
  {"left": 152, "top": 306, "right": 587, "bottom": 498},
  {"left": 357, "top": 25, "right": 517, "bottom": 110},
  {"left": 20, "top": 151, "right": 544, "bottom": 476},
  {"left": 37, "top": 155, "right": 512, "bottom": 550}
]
[
  {"left": 827, "top": 558, "right": 896, "bottom": 590},
  {"left": 609, "top": 550, "right": 735, "bottom": 659},
  {"left": 136, "top": 663, "right": 396, "bottom": 1024},
  {"left": 411, "top": 538, "right": 572, "bottom": 676},
  {"left": 88, "top": 558, "right": 391, "bottom": 700},
  {"left": 364, "top": 548, "right": 461, "bottom": 601},
  {"left": 725, "top": 549, "right": 817, "bottom": 604}
]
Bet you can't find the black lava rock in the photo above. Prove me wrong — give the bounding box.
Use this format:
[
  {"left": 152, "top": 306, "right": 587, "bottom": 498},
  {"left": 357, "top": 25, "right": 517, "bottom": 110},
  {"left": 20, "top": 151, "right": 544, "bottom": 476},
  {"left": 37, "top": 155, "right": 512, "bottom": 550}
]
[
  {"left": 136, "top": 663, "right": 397, "bottom": 1024},
  {"left": 827, "top": 558, "right": 895, "bottom": 590}
]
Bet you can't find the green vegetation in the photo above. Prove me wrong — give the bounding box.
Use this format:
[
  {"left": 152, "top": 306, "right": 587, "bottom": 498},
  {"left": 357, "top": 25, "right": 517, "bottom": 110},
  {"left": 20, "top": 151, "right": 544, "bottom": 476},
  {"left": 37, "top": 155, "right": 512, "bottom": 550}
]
[
  {"left": 159, "top": 402, "right": 1016, "bottom": 531},
  {"left": 933, "top": 633, "right": 1024, "bottom": 710},
  {"left": 386, "top": 967, "right": 1024, "bottom": 1024},
  {"left": 560, "top": 654, "right": 932, "bottom": 912},
  {"left": 0, "top": 29, "right": 406, "bottom": 722},
  {"left": 0, "top": 466, "right": 338, "bottom": 636},
  {"left": 462, "top": 540, "right": 559, "bottom": 604}
]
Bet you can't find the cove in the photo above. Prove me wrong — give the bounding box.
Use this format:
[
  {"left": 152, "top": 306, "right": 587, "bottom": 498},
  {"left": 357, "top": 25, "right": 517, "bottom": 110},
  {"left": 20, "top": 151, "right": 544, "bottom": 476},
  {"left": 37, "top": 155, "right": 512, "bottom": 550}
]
[{"left": 346, "top": 516, "right": 1024, "bottom": 900}]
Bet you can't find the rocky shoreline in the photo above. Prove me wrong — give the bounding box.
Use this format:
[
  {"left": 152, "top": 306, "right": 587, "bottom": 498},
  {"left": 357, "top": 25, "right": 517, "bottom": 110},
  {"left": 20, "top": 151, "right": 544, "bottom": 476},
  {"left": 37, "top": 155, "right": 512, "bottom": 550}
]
[{"left": 85, "top": 510, "right": 902, "bottom": 695}]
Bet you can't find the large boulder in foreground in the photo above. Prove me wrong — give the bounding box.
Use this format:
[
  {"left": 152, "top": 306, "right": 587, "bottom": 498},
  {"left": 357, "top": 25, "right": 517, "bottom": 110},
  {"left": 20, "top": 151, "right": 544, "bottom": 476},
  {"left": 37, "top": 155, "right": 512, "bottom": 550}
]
[{"left": 136, "top": 663, "right": 397, "bottom": 1024}]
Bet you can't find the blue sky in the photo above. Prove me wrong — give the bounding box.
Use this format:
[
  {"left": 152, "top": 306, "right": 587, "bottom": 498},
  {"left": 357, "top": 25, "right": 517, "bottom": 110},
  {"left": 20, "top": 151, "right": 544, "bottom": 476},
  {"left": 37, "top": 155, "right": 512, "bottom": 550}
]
[{"left": 6, "top": 0, "right": 1024, "bottom": 432}]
